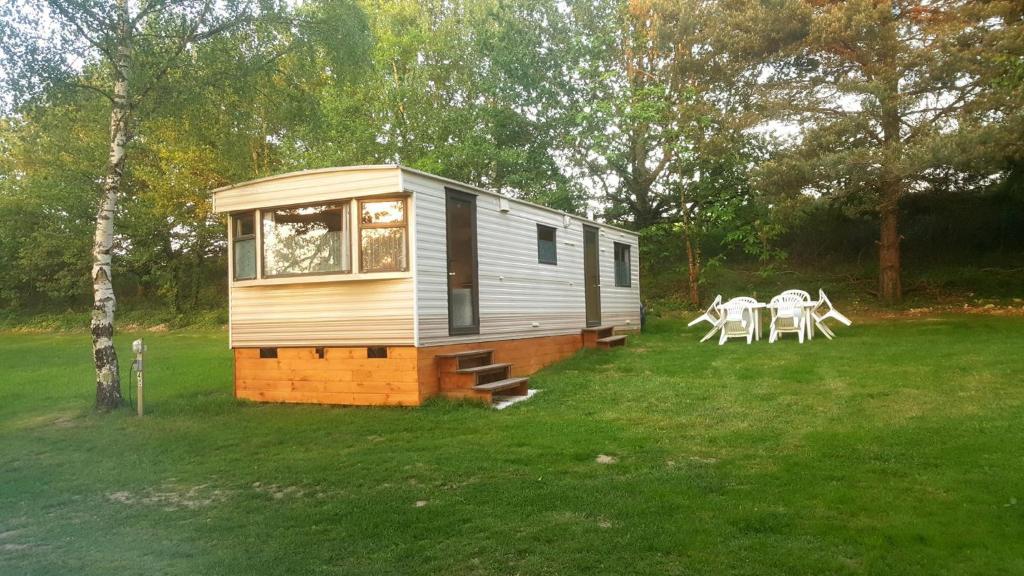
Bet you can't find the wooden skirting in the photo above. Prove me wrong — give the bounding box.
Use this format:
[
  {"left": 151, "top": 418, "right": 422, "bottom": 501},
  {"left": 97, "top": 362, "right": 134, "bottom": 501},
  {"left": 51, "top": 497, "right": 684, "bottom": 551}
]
[
  {"left": 234, "top": 333, "right": 584, "bottom": 406},
  {"left": 234, "top": 346, "right": 420, "bottom": 406}
]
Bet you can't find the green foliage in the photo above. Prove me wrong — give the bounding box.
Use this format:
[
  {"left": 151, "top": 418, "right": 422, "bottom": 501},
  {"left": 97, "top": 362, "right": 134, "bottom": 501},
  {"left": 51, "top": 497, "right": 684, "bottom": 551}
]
[{"left": 0, "top": 0, "right": 1022, "bottom": 317}]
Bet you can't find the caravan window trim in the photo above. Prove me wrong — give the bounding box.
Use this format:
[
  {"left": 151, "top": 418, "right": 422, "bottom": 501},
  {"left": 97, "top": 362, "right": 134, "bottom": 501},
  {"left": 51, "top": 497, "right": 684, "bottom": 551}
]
[
  {"left": 232, "top": 211, "right": 257, "bottom": 281},
  {"left": 613, "top": 242, "right": 631, "bottom": 287},
  {"left": 358, "top": 197, "right": 409, "bottom": 273},
  {"left": 537, "top": 224, "right": 557, "bottom": 265},
  {"left": 260, "top": 202, "right": 353, "bottom": 279}
]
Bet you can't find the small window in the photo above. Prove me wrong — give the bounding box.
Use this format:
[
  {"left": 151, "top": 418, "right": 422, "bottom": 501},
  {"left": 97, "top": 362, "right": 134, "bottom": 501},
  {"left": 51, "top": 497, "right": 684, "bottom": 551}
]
[
  {"left": 233, "top": 212, "right": 257, "bottom": 280},
  {"left": 367, "top": 346, "right": 388, "bottom": 359},
  {"left": 262, "top": 203, "right": 351, "bottom": 277},
  {"left": 259, "top": 347, "right": 278, "bottom": 359},
  {"left": 614, "top": 242, "right": 631, "bottom": 287},
  {"left": 359, "top": 199, "right": 408, "bottom": 273},
  {"left": 537, "top": 224, "right": 557, "bottom": 265},
  {"left": 315, "top": 347, "right": 326, "bottom": 359}
]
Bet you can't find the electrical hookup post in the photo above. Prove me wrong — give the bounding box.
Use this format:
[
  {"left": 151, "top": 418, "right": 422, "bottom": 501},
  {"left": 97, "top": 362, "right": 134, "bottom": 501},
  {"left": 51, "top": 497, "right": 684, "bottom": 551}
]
[{"left": 132, "top": 339, "right": 146, "bottom": 416}]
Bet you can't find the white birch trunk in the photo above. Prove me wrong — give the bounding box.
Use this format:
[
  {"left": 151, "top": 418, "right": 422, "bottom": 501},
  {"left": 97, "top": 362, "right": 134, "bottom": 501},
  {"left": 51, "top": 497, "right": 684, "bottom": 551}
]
[{"left": 93, "top": 1, "right": 131, "bottom": 410}]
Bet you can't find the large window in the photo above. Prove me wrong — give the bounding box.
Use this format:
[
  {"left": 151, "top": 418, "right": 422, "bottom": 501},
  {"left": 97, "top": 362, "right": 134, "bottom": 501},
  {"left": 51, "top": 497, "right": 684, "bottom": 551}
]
[
  {"left": 262, "top": 204, "right": 350, "bottom": 277},
  {"left": 359, "top": 199, "right": 407, "bottom": 273},
  {"left": 232, "top": 212, "right": 256, "bottom": 280},
  {"left": 537, "top": 224, "right": 557, "bottom": 265},
  {"left": 614, "top": 242, "right": 631, "bottom": 287}
]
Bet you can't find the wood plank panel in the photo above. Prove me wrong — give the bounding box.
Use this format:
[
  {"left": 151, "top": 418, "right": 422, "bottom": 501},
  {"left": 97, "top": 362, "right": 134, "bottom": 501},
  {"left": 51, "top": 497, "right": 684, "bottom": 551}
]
[
  {"left": 237, "top": 389, "right": 420, "bottom": 406},
  {"left": 234, "top": 347, "right": 421, "bottom": 406}
]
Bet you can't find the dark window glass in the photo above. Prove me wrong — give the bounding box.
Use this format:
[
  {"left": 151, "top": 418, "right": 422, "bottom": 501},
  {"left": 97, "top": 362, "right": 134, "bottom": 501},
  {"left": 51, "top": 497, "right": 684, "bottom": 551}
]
[
  {"left": 614, "top": 242, "right": 631, "bottom": 287},
  {"left": 537, "top": 224, "right": 557, "bottom": 265},
  {"left": 233, "top": 212, "right": 256, "bottom": 280}
]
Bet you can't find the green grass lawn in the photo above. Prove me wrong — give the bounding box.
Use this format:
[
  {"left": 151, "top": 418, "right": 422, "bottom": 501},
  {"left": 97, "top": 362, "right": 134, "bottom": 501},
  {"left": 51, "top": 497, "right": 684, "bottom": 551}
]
[{"left": 2, "top": 316, "right": 1023, "bottom": 575}]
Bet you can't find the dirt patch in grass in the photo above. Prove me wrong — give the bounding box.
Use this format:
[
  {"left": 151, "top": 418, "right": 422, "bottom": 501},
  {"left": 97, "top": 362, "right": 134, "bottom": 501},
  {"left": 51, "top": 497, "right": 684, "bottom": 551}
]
[
  {"left": 8, "top": 410, "right": 83, "bottom": 431},
  {"left": 107, "top": 483, "right": 230, "bottom": 511}
]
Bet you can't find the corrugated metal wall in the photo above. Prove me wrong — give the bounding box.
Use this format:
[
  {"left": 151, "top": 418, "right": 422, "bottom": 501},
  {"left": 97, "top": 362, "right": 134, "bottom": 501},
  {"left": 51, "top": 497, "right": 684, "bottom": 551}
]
[
  {"left": 230, "top": 279, "right": 415, "bottom": 347},
  {"left": 598, "top": 228, "right": 642, "bottom": 328},
  {"left": 408, "top": 171, "right": 640, "bottom": 346},
  {"left": 214, "top": 167, "right": 401, "bottom": 213}
]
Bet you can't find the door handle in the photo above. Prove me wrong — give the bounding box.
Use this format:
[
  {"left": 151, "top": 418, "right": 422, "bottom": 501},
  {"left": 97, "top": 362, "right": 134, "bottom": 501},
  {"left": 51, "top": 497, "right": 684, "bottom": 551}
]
[{"left": 448, "top": 272, "right": 456, "bottom": 276}]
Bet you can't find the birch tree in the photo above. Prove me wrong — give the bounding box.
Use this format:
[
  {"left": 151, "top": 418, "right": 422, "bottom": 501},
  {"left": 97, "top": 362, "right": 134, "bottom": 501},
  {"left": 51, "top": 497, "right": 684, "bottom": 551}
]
[{"left": 0, "top": 0, "right": 268, "bottom": 409}]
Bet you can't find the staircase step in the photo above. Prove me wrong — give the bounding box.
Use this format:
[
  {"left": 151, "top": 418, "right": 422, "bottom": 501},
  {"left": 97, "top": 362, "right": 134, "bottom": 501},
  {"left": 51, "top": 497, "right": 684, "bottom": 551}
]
[
  {"left": 434, "top": 349, "right": 494, "bottom": 359},
  {"left": 582, "top": 325, "right": 616, "bottom": 348},
  {"left": 456, "top": 362, "right": 512, "bottom": 375},
  {"left": 434, "top": 349, "right": 494, "bottom": 370},
  {"left": 597, "top": 335, "right": 627, "bottom": 348},
  {"left": 473, "top": 377, "right": 529, "bottom": 393}
]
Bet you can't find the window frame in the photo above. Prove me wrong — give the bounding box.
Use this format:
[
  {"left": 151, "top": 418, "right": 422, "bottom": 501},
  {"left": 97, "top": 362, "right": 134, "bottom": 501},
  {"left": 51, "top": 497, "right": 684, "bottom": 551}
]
[
  {"left": 232, "top": 211, "right": 257, "bottom": 281},
  {"left": 358, "top": 197, "right": 409, "bottom": 273},
  {"left": 613, "top": 242, "right": 631, "bottom": 288},
  {"left": 536, "top": 224, "right": 558, "bottom": 265},
  {"left": 260, "top": 202, "right": 352, "bottom": 279}
]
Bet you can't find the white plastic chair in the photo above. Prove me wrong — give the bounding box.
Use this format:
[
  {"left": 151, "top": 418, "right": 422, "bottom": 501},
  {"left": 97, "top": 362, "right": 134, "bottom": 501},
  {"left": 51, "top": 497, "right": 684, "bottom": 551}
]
[
  {"left": 781, "top": 289, "right": 813, "bottom": 339},
  {"left": 812, "top": 289, "right": 852, "bottom": 339},
  {"left": 728, "top": 296, "right": 762, "bottom": 340},
  {"left": 718, "top": 298, "right": 756, "bottom": 345},
  {"left": 781, "top": 289, "right": 811, "bottom": 302},
  {"left": 769, "top": 293, "right": 806, "bottom": 343},
  {"left": 688, "top": 295, "right": 724, "bottom": 343}
]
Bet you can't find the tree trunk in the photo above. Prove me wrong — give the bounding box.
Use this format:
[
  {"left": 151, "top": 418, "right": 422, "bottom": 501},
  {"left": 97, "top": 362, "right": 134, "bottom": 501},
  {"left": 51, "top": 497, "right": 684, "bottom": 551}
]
[
  {"left": 93, "top": 3, "right": 131, "bottom": 411},
  {"left": 877, "top": 46, "right": 903, "bottom": 305},
  {"left": 684, "top": 231, "right": 700, "bottom": 308},
  {"left": 681, "top": 202, "right": 701, "bottom": 308},
  {"left": 878, "top": 181, "right": 901, "bottom": 304}
]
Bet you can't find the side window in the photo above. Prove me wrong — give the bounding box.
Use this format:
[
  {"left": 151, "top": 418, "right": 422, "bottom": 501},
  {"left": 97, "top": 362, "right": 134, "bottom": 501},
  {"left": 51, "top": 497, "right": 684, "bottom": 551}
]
[
  {"left": 262, "top": 203, "right": 351, "bottom": 277},
  {"left": 359, "top": 199, "right": 408, "bottom": 272},
  {"left": 233, "top": 212, "right": 256, "bottom": 280},
  {"left": 614, "top": 242, "right": 631, "bottom": 287},
  {"left": 537, "top": 224, "right": 557, "bottom": 265}
]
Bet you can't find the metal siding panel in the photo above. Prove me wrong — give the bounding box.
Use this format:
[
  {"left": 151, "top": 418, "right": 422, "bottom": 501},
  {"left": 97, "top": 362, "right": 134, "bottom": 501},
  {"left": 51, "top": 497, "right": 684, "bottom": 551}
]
[
  {"left": 600, "top": 229, "right": 642, "bottom": 328},
  {"left": 230, "top": 279, "right": 414, "bottom": 347},
  {"left": 413, "top": 172, "right": 611, "bottom": 346},
  {"left": 213, "top": 168, "right": 402, "bottom": 213}
]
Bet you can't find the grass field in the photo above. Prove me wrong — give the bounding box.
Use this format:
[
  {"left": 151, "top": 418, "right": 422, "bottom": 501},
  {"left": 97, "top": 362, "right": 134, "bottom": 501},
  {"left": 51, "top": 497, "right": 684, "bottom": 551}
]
[{"left": 2, "top": 316, "right": 1023, "bottom": 575}]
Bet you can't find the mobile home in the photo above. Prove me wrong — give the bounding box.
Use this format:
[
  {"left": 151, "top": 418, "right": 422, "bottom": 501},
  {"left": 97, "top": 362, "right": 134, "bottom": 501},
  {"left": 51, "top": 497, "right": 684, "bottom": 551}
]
[{"left": 213, "top": 165, "right": 640, "bottom": 405}]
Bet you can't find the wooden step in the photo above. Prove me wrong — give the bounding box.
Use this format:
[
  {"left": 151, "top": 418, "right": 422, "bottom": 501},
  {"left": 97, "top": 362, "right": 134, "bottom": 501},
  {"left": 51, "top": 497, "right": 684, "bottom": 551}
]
[
  {"left": 456, "top": 362, "right": 512, "bottom": 375},
  {"left": 458, "top": 362, "right": 512, "bottom": 386},
  {"left": 434, "top": 349, "right": 494, "bottom": 358},
  {"left": 474, "top": 377, "right": 529, "bottom": 394},
  {"left": 582, "top": 325, "right": 616, "bottom": 348},
  {"left": 434, "top": 349, "right": 494, "bottom": 370},
  {"left": 597, "top": 335, "right": 627, "bottom": 348}
]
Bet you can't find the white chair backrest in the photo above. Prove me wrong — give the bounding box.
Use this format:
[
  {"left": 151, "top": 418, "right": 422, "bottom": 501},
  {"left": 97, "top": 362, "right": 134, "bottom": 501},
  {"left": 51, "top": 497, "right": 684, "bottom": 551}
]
[
  {"left": 707, "top": 294, "right": 723, "bottom": 315},
  {"left": 722, "top": 297, "right": 754, "bottom": 322},
  {"left": 725, "top": 307, "right": 745, "bottom": 321},
  {"left": 770, "top": 293, "right": 803, "bottom": 317},
  {"left": 781, "top": 289, "right": 811, "bottom": 301},
  {"left": 817, "top": 289, "right": 832, "bottom": 310}
]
